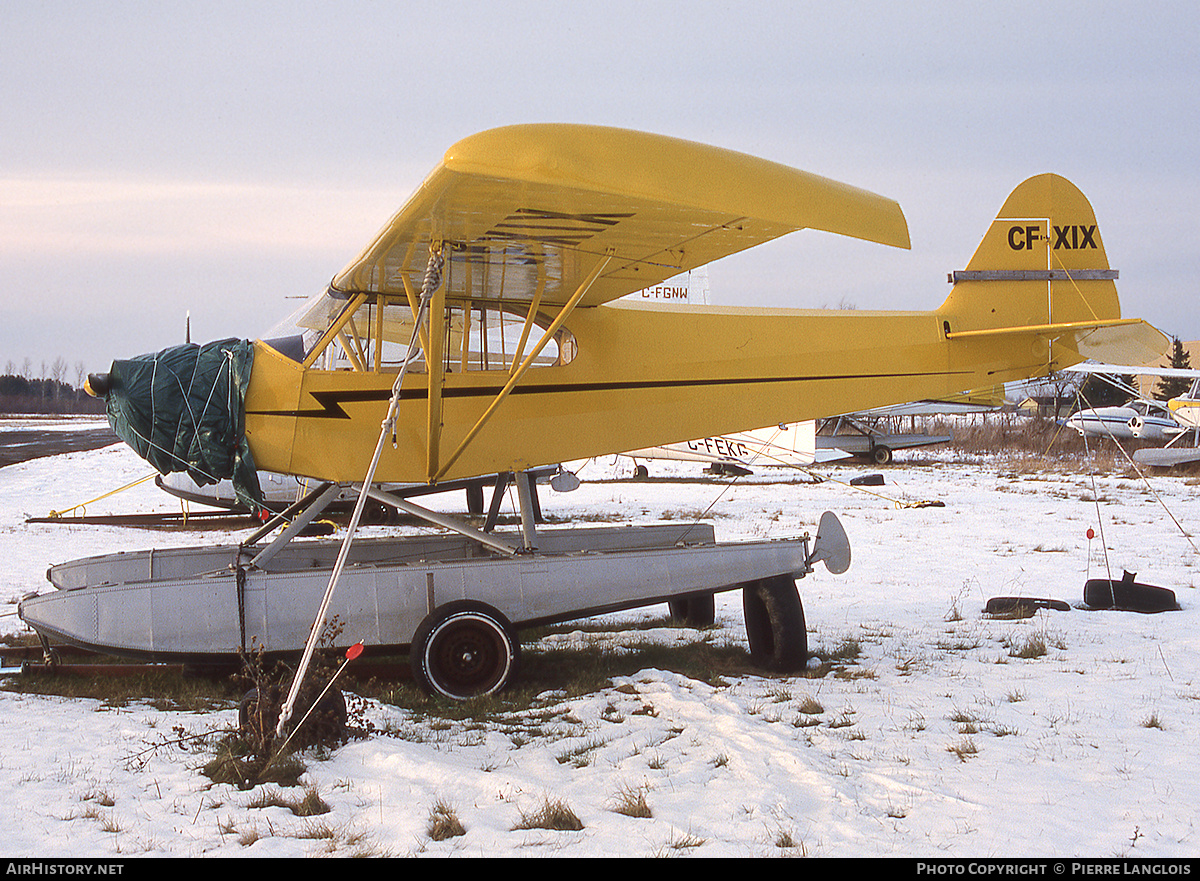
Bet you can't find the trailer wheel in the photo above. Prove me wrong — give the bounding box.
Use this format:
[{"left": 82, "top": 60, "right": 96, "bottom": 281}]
[
  {"left": 668, "top": 593, "right": 716, "bottom": 627},
  {"left": 743, "top": 576, "right": 808, "bottom": 672},
  {"left": 872, "top": 445, "right": 893, "bottom": 465},
  {"left": 411, "top": 601, "right": 520, "bottom": 700}
]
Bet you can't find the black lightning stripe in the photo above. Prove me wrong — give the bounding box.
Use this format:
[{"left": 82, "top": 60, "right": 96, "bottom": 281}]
[{"left": 246, "top": 370, "right": 973, "bottom": 420}]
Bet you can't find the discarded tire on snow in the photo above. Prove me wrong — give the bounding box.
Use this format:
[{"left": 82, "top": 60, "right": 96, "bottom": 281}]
[
  {"left": 985, "top": 596, "right": 1071, "bottom": 616},
  {"left": 742, "top": 575, "right": 808, "bottom": 672},
  {"left": 668, "top": 593, "right": 716, "bottom": 627},
  {"left": 849, "top": 473, "right": 885, "bottom": 487},
  {"left": 1084, "top": 572, "right": 1179, "bottom": 613},
  {"left": 410, "top": 600, "right": 520, "bottom": 700}
]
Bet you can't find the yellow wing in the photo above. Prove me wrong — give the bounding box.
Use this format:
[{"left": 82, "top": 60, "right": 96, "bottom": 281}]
[{"left": 330, "top": 124, "right": 911, "bottom": 307}]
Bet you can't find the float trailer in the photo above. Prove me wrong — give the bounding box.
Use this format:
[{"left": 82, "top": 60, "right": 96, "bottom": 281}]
[{"left": 18, "top": 477, "right": 850, "bottom": 699}]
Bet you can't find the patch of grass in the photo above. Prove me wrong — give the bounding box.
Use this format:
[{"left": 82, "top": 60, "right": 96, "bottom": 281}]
[
  {"left": 4, "top": 659, "right": 242, "bottom": 710},
  {"left": 950, "top": 708, "right": 987, "bottom": 734},
  {"left": 556, "top": 737, "right": 606, "bottom": 767},
  {"left": 77, "top": 804, "right": 121, "bottom": 833},
  {"left": 610, "top": 784, "right": 652, "bottom": 819},
  {"left": 82, "top": 788, "right": 115, "bottom": 808},
  {"left": 245, "top": 784, "right": 330, "bottom": 817},
  {"left": 237, "top": 826, "right": 261, "bottom": 847},
  {"left": 936, "top": 636, "right": 983, "bottom": 652},
  {"left": 1007, "top": 632, "right": 1048, "bottom": 659},
  {"left": 797, "top": 695, "right": 824, "bottom": 715},
  {"left": 513, "top": 796, "right": 584, "bottom": 832},
  {"left": 601, "top": 701, "right": 624, "bottom": 723},
  {"left": 373, "top": 634, "right": 761, "bottom": 721},
  {"left": 1141, "top": 712, "right": 1166, "bottom": 730},
  {"left": 774, "top": 827, "right": 805, "bottom": 851},
  {"left": 828, "top": 636, "right": 862, "bottom": 662},
  {"left": 427, "top": 799, "right": 466, "bottom": 841},
  {"left": 668, "top": 830, "right": 706, "bottom": 850},
  {"left": 947, "top": 737, "right": 978, "bottom": 762}
]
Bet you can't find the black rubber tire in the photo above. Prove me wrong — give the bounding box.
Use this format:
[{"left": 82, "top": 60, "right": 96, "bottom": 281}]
[
  {"left": 1084, "top": 574, "right": 1179, "bottom": 613},
  {"left": 410, "top": 601, "right": 520, "bottom": 699},
  {"left": 985, "top": 596, "right": 1071, "bottom": 616},
  {"left": 668, "top": 593, "right": 717, "bottom": 627},
  {"left": 872, "top": 445, "right": 893, "bottom": 465},
  {"left": 633, "top": 464, "right": 649, "bottom": 479},
  {"left": 849, "top": 473, "right": 885, "bottom": 487},
  {"left": 742, "top": 575, "right": 808, "bottom": 672}
]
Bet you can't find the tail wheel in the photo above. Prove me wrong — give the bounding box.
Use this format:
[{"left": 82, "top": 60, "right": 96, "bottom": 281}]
[
  {"left": 668, "top": 593, "right": 716, "bottom": 627},
  {"left": 742, "top": 575, "right": 808, "bottom": 672},
  {"left": 872, "top": 445, "right": 893, "bottom": 465},
  {"left": 411, "top": 601, "right": 520, "bottom": 700}
]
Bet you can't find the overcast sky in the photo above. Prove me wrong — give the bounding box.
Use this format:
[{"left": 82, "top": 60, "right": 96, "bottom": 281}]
[{"left": 2, "top": 1, "right": 1197, "bottom": 379}]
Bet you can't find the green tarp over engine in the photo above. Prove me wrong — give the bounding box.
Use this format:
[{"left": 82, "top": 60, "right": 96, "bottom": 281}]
[{"left": 103, "top": 339, "right": 263, "bottom": 510}]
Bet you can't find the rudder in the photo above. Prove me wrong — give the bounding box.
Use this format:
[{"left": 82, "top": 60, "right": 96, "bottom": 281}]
[{"left": 938, "top": 174, "right": 1120, "bottom": 334}]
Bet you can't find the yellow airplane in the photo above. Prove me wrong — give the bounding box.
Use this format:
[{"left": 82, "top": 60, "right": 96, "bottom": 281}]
[
  {"left": 89, "top": 123, "right": 1165, "bottom": 499},
  {"left": 37, "top": 123, "right": 1166, "bottom": 708}
]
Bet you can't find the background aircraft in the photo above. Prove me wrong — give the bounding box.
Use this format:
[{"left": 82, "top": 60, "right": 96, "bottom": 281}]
[
  {"left": 1066, "top": 362, "right": 1200, "bottom": 463},
  {"left": 1065, "top": 398, "right": 1182, "bottom": 442},
  {"left": 622, "top": 421, "right": 844, "bottom": 477}
]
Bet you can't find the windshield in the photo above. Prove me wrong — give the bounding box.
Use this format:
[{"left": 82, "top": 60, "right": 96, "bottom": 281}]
[{"left": 257, "top": 289, "right": 576, "bottom": 372}]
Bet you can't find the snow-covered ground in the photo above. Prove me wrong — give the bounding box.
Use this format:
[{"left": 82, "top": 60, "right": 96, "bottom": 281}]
[{"left": 1, "top": 421, "right": 1197, "bottom": 858}]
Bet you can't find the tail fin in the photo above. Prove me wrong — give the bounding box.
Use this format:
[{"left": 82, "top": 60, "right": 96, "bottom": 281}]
[{"left": 938, "top": 174, "right": 1165, "bottom": 367}]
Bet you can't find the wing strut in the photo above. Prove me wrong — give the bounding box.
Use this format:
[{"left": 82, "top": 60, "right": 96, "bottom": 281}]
[
  {"left": 276, "top": 245, "right": 446, "bottom": 739},
  {"left": 432, "top": 251, "right": 614, "bottom": 483}
]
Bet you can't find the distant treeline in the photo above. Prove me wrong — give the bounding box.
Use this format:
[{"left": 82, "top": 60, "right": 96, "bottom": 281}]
[{"left": 0, "top": 374, "right": 106, "bottom": 414}]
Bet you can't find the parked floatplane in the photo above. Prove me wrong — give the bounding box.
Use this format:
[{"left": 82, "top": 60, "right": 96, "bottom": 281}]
[
  {"left": 1066, "top": 361, "right": 1200, "bottom": 466},
  {"left": 19, "top": 126, "right": 1164, "bottom": 720}
]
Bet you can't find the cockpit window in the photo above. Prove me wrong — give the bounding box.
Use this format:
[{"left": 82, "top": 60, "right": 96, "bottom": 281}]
[{"left": 262, "top": 290, "right": 576, "bottom": 372}]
